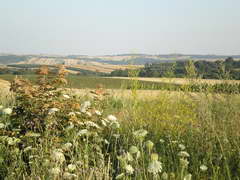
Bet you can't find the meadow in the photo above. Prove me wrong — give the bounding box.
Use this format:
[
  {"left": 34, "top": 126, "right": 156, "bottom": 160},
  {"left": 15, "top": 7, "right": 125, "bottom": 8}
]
[{"left": 0, "top": 67, "right": 240, "bottom": 179}]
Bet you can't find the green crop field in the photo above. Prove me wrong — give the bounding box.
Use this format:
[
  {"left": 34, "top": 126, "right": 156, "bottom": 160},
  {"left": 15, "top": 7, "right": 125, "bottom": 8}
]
[{"left": 0, "top": 74, "right": 180, "bottom": 90}]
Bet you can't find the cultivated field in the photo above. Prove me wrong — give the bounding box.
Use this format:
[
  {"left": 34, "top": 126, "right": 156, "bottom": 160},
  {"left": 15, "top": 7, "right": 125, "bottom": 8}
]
[{"left": 109, "top": 76, "right": 240, "bottom": 85}]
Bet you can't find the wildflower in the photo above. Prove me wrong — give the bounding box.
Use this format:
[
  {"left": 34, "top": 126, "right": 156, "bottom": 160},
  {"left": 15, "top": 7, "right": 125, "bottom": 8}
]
[
  {"left": 68, "top": 112, "right": 75, "bottom": 116},
  {"left": 23, "top": 146, "right": 32, "bottom": 152},
  {"left": 184, "top": 174, "right": 192, "bottom": 180},
  {"left": 129, "top": 146, "right": 139, "bottom": 154},
  {"left": 67, "top": 164, "right": 76, "bottom": 172},
  {"left": 151, "top": 153, "right": 159, "bottom": 161},
  {"left": 83, "top": 101, "right": 91, "bottom": 107},
  {"left": 48, "top": 108, "right": 59, "bottom": 114},
  {"left": 63, "top": 94, "right": 70, "bottom": 99},
  {"left": 2, "top": 108, "right": 12, "bottom": 115},
  {"left": 133, "top": 129, "right": 148, "bottom": 141},
  {"left": 66, "top": 123, "right": 74, "bottom": 130},
  {"left": 6, "top": 137, "right": 21, "bottom": 146},
  {"left": 77, "top": 129, "right": 88, "bottom": 136},
  {"left": 169, "top": 172, "right": 176, "bottom": 179},
  {"left": 0, "top": 123, "right": 5, "bottom": 129},
  {"left": 171, "top": 140, "right": 178, "bottom": 144},
  {"left": 178, "top": 151, "right": 190, "bottom": 158},
  {"left": 148, "top": 160, "right": 162, "bottom": 174},
  {"left": 107, "top": 115, "right": 117, "bottom": 121},
  {"left": 43, "top": 159, "right": 50, "bottom": 167},
  {"left": 49, "top": 167, "right": 61, "bottom": 176},
  {"left": 95, "top": 110, "right": 102, "bottom": 116},
  {"left": 62, "top": 143, "right": 72, "bottom": 151},
  {"left": 178, "top": 144, "right": 186, "bottom": 150},
  {"left": 200, "top": 164, "right": 208, "bottom": 171},
  {"left": 161, "top": 172, "right": 168, "bottom": 180},
  {"left": 125, "top": 164, "right": 134, "bottom": 175},
  {"left": 180, "top": 158, "right": 189, "bottom": 168},
  {"left": 86, "top": 111, "right": 92, "bottom": 117},
  {"left": 101, "top": 119, "right": 107, "bottom": 126},
  {"left": 80, "top": 101, "right": 91, "bottom": 112},
  {"left": 110, "top": 121, "right": 120, "bottom": 129},
  {"left": 85, "top": 121, "right": 100, "bottom": 129},
  {"left": 125, "top": 152, "right": 134, "bottom": 162},
  {"left": 145, "top": 140, "right": 154, "bottom": 151},
  {"left": 25, "top": 132, "right": 41, "bottom": 137},
  {"left": 63, "top": 172, "right": 77, "bottom": 179},
  {"left": 104, "top": 139, "right": 110, "bottom": 145},
  {"left": 51, "top": 149, "right": 65, "bottom": 164},
  {"left": 116, "top": 173, "right": 125, "bottom": 179},
  {"left": 113, "top": 134, "right": 120, "bottom": 138},
  {"left": 159, "top": 139, "right": 165, "bottom": 143}
]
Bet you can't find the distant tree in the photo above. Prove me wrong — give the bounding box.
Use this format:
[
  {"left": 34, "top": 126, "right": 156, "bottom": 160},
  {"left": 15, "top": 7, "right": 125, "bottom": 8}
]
[{"left": 185, "top": 60, "right": 197, "bottom": 79}]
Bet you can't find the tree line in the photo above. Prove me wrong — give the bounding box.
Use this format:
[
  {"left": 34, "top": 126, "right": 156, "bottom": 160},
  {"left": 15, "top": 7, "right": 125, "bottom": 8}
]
[{"left": 110, "top": 57, "right": 240, "bottom": 80}]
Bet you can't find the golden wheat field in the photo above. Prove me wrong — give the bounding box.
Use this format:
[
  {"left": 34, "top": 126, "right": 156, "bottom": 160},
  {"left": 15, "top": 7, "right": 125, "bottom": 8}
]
[{"left": 108, "top": 77, "right": 240, "bottom": 85}]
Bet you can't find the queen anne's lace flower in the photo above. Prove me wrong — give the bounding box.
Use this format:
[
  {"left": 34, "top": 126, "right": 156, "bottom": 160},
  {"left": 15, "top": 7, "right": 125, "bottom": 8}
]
[
  {"left": 85, "top": 121, "right": 100, "bottom": 129},
  {"left": 77, "top": 129, "right": 88, "bottom": 136},
  {"left": 107, "top": 115, "right": 117, "bottom": 121},
  {"left": 178, "top": 144, "right": 186, "bottom": 150},
  {"left": 129, "top": 146, "right": 139, "bottom": 154},
  {"left": 67, "top": 164, "right": 76, "bottom": 172},
  {"left": 51, "top": 149, "right": 65, "bottom": 164},
  {"left": 48, "top": 108, "right": 59, "bottom": 114},
  {"left": 49, "top": 167, "right": 61, "bottom": 176},
  {"left": 62, "top": 143, "right": 72, "bottom": 151},
  {"left": 148, "top": 160, "right": 162, "bottom": 174},
  {"left": 63, "top": 172, "right": 77, "bottom": 179},
  {"left": 95, "top": 110, "right": 102, "bottom": 116},
  {"left": 125, "top": 164, "right": 134, "bottom": 174},
  {"left": 63, "top": 94, "right": 70, "bottom": 99},
  {"left": 0, "top": 123, "right": 5, "bottom": 129},
  {"left": 200, "top": 164, "right": 208, "bottom": 171},
  {"left": 133, "top": 129, "right": 148, "bottom": 141},
  {"left": 178, "top": 151, "right": 190, "bottom": 158},
  {"left": 2, "top": 108, "right": 12, "bottom": 115}
]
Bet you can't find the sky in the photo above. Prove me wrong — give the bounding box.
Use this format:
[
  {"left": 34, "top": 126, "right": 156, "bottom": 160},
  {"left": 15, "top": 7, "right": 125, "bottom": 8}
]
[{"left": 0, "top": 0, "right": 239, "bottom": 55}]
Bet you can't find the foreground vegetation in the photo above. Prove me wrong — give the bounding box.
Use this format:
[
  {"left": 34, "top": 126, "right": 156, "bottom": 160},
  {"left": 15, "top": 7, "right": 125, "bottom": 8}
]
[{"left": 0, "top": 66, "right": 240, "bottom": 179}]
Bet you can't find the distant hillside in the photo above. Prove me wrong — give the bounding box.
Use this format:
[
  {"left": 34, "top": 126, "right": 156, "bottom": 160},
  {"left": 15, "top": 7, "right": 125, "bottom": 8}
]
[
  {"left": 0, "top": 55, "right": 29, "bottom": 64},
  {"left": 0, "top": 54, "right": 240, "bottom": 66}
]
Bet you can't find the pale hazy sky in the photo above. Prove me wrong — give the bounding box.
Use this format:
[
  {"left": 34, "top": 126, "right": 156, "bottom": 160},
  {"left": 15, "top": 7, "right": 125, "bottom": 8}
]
[{"left": 0, "top": 0, "right": 239, "bottom": 55}]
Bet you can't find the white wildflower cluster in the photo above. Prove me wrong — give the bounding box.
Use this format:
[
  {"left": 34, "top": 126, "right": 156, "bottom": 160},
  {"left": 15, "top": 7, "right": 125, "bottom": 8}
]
[
  {"left": 133, "top": 129, "right": 148, "bottom": 142},
  {"left": 200, "top": 164, "right": 208, "bottom": 172},
  {"left": 62, "top": 94, "right": 70, "bottom": 99},
  {"left": 176, "top": 143, "right": 192, "bottom": 178},
  {"left": 48, "top": 108, "right": 59, "bottom": 115},
  {"left": 77, "top": 129, "right": 88, "bottom": 136},
  {"left": 51, "top": 149, "right": 65, "bottom": 164},
  {"left": 95, "top": 110, "right": 102, "bottom": 116},
  {"left": 80, "top": 101, "right": 91, "bottom": 113},
  {"left": 62, "top": 142, "right": 73, "bottom": 152},
  {"left": 0, "top": 106, "right": 12, "bottom": 115},
  {"left": 6, "top": 137, "right": 21, "bottom": 146},
  {"left": 85, "top": 121, "right": 101, "bottom": 129},
  {"left": 0, "top": 123, "right": 5, "bottom": 129},
  {"left": 147, "top": 153, "right": 162, "bottom": 175},
  {"left": 117, "top": 152, "right": 135, "bottom": 176},
  {"left": 100, "top": 115, "right": 120, "bottom": 129}
]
